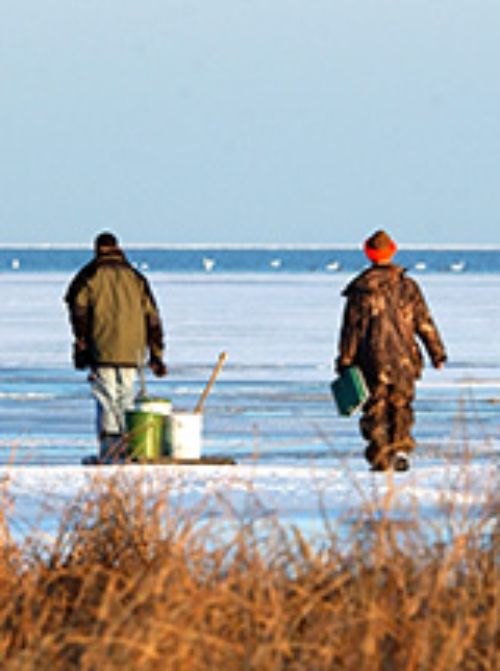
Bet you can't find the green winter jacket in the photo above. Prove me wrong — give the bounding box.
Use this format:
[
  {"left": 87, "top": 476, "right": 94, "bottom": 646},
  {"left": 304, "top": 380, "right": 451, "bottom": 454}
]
[
  {"left": 337, "top": 264, "right": 446, "bottom": 388},
  {"left": 65, "top": 247, "right": 165, "bottom": 367}
]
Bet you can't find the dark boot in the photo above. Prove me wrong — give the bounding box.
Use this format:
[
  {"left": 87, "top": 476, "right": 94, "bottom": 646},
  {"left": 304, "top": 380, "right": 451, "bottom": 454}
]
[
  {"left": 392, "top": 451, "right": 410, "bottom": 472},
  {"left": 390, "top": 437, "right": 414, "bottom": 472},
  {"left": 99, "top": 433, "right": 124, "bottom": 463}
]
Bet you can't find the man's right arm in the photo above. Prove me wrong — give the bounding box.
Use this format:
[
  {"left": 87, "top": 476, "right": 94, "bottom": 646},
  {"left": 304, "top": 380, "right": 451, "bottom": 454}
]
[
  {"left": 141, "top": 279, "right": 167, "bottom": 377},
  {"left": 412, "top": 282, "right": 447, "bottom": 368}
]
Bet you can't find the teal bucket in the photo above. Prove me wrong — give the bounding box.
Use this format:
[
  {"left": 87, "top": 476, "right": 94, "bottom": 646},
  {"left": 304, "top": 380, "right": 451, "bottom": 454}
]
[{"left": 125, "top": 410, "right": 164, "bottom": 460}]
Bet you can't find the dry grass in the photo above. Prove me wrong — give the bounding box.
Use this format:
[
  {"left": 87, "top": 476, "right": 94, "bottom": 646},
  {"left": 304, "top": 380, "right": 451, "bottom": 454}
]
[{"left": 0, "top": 474, "right": 497, "bottom": 671}]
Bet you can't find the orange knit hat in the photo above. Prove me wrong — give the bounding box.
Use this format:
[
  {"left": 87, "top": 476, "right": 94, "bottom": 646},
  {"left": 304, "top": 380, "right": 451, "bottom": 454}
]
[{"left": 363, "top": 230, "right": 397, "bottom": 264}]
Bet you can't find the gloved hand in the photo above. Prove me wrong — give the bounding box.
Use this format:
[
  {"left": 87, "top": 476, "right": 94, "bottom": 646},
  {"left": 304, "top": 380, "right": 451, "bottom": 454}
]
[
  {"left": 334, "top": 357, "right": 350, "bottom": 375},
  {"left": 73, "top": 341, "right": 90, "bottom": 370},
  {"left": 149, "top": 356, "right": 168, "bottom": 378}
]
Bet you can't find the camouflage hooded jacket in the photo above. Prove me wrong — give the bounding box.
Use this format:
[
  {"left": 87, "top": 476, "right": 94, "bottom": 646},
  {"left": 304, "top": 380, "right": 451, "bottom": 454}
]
[
  {"left": 64, "top": 247, "right": 165, "bottom": 367},
  {"left": 336, "top": 264, "right": 446, "bottom": 388}
]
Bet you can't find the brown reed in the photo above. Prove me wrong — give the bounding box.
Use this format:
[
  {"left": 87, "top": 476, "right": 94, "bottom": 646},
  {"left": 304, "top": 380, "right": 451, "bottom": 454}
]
[{"left": 0, "top": 472, "right": 497, "bottom": 671}]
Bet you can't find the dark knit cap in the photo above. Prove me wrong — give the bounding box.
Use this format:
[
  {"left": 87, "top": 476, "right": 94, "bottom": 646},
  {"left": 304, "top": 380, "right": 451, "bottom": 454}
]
[{"left": 94, "top": 231, "right": 119, "bottom": 252}]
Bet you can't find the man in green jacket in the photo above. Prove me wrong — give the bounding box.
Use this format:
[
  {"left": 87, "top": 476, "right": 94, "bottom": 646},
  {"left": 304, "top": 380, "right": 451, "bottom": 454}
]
[
  {"left": 65, "top": 232, "right": 167, "bottom": 460},
  {"left": 336, "top": 230, "right": 447, "bottom": 471}
]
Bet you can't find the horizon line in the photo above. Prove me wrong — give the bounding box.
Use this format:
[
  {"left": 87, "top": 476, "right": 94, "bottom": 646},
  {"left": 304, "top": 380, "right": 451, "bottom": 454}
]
[{"left": 0, "top": 242, "right": 499, "bottom": 251}]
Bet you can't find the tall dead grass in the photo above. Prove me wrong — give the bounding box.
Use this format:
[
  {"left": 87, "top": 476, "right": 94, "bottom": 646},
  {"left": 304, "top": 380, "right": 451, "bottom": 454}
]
[{"left": 0, "top": 473, "right": 497, "bottom": 671}]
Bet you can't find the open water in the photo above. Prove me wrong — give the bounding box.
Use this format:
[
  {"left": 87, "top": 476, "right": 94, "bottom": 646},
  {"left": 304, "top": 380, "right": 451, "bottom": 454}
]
[{"left": 0, "top": 244, "right": 499, "bottom": 274}]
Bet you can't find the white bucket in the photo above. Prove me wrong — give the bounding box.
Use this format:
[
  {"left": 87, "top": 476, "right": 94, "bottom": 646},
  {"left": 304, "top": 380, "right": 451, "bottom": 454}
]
[
  {"left": 135, "top": 397, "right": 172, "bottom": 416},
  {"left": 164, "top": 412, "right": 202, "bottom": 460}
]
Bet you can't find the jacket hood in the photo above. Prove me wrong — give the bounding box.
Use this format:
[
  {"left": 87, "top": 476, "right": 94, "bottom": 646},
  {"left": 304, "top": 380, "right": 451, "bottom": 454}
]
[
  {"left": 342, "top": 264, "right": 406, "bottom": 297},
  {"left": 64, "top": 248, "right": 129, "bottom": 305},
  {"left": 95, "top": 246, "right": 126, "bottom": 264}
]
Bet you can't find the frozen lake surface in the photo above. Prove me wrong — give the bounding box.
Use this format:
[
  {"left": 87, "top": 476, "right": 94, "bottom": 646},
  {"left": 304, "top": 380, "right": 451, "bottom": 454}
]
[{"left": 0, "top": 272, "right": 498, "bottom": 538}]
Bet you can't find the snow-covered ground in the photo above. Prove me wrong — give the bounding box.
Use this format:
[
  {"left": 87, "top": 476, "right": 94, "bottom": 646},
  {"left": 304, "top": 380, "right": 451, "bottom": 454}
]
[{"left": 0, "top": 272, "right": 498, "bottom": 541}]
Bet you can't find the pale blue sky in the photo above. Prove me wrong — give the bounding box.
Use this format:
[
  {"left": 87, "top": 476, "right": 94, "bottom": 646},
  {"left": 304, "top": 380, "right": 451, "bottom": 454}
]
[{"left": 1, "top": 1, "right": 499, "bottom": 244}]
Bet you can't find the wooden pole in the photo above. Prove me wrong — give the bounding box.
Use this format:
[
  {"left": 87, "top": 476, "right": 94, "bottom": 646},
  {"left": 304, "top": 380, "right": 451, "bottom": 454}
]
[{"left": 194, "top": 352, "right": 228, "bottom": 414}]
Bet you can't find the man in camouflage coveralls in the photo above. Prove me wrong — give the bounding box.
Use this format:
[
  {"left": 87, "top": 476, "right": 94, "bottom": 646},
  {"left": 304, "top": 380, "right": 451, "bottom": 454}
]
[{"left": 336, "top": 230, "right": 447, "bottom": 471}]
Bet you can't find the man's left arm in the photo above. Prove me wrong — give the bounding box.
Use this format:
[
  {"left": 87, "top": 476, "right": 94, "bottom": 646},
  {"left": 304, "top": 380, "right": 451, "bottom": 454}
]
[
  {"left": 335, "top": 295, "right": 363, "bottom": 373},
  {"left": 142, "top": 280, "right": 167, "bottom": 377},
  {"left": 64, "top": 282, "right": 91, "bottom": 370}
]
